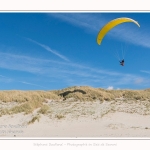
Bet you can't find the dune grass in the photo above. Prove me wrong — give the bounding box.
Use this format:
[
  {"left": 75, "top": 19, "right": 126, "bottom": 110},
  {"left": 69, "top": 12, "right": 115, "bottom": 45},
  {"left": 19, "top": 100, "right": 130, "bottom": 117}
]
[
  {"left": 56, "top": 86, "right": 150, "bottom": 101},
  {"left": 0, "top": 86, "right": 150, "bottom": 117},
  {"left": 38, "top": 105, "right": 50, "bottom": 114},
  {"left": 0, "top": 90, "right": 61, "bottom": 103},
  {"left": 0, "top": 90, "right": 60, "bottom": 116},
  {"left": 55, "top": 86, "right": 115, "bottom": 101},
  {"left": 28, "top": 114, "right": 41, "bottom": 124}
]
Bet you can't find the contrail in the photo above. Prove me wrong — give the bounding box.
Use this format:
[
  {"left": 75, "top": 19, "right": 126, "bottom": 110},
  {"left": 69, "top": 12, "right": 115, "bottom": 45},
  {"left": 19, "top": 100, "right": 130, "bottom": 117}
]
[
  {"left": 19, "top": 81, "right": 47, "bottom": 88},
  {"left": 26, "top": 38, "right": 69, "bottom": 62}
]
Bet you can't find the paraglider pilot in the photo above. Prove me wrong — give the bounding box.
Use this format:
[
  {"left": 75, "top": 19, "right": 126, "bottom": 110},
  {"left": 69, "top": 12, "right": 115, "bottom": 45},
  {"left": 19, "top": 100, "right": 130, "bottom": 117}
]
[{"left": 120, "top": 59, "right": 124, "bottom": 66}]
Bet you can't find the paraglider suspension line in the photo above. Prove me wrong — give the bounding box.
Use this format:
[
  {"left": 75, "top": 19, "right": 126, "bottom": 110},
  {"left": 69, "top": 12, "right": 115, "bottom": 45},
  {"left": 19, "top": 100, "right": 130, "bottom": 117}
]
[{"left": 113, "top": 44, "right": 127, "bottom": 61}]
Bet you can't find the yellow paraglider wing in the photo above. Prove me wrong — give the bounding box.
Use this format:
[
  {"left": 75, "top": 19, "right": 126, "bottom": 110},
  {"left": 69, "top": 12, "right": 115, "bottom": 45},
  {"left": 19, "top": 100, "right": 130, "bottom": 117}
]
[{"left": 97, "top": 17, "right": 140, "bottom": 45}]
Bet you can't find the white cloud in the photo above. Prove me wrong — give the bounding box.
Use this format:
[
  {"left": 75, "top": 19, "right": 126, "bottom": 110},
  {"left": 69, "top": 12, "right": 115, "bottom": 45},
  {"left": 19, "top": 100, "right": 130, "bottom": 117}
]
[
  {"left": 107, "top": 86, "right": 114, "bottom": 90},
  {"left": 134, "top": 78, "right": 144, "bottom": 84}
]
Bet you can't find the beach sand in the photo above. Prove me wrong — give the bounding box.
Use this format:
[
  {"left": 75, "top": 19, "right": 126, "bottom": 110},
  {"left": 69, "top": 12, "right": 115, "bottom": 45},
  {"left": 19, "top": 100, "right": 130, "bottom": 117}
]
[{"left": 1, "top": 98, "right": 150, "bottom": 138}]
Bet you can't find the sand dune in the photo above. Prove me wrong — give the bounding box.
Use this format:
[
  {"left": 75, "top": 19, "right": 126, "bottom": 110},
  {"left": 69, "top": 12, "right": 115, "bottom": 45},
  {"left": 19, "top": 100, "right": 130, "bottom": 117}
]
[{"left": 1, "top": 95, "right": 150, "bottom": 137}]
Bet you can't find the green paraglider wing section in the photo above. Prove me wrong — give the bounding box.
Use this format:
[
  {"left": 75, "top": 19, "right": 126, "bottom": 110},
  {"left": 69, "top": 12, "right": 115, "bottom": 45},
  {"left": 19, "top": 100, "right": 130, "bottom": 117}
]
[{"left": 97, "top": 17, "right": 140, "bottom": 45}]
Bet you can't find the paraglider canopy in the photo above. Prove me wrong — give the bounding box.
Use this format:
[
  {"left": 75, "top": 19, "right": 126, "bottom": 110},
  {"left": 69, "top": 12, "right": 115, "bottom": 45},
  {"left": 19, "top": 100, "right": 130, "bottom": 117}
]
[{"left": 97, "top": 17, "right": 140, "bottom": 45}]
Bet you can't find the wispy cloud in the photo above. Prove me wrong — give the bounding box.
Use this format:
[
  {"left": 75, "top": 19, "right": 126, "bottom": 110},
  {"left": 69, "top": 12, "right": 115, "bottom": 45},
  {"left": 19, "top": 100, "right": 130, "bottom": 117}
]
[
  {"left": 0, "top": 51, "right": 148, "bottom": 89},
  {"left": 49, "top": 13, "right": 150, "bottom": 49},
  {"left": 0, "top": 74, "right": 7, "bottom": 78},
  {"left": 26, "top": 37, "right": 69, "bottom": 62},
  {"left": 0, "top": 74, "right": 13, "bottom": 83},
  {"left": 134, "top": 77, "right": 144, "bottom": 84},
  {"left": 19, "top": 81, "right": 47, "bottom": 88},
  {"left": 141, "top": 70, "right": 150, "bottom": 74},
  {"left": 0, "top": 73, "right": 46, "bottom": 88},
  {"left": 49, "top": 13, "right": 103, "bottom": 33}
]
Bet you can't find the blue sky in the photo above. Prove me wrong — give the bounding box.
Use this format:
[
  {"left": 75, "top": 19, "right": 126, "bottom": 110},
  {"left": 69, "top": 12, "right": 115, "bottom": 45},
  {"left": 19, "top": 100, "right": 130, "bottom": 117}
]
[{"left": 0, "top": 12, "right": 150, "bottom": 90}]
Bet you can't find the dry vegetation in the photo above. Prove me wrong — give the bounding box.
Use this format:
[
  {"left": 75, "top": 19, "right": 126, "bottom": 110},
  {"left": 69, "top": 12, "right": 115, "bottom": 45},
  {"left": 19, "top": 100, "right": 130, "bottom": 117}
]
[
  {"left": 54, "top": 86, "right": 115, "bottom": 101},
  {"left": 54, "top": 86, "right": 150, "bottom": 101},
  {"left": 0, "top": 90, "right": 60, "bottom": 116},
  {"left": 0, "top": 86, "right": 150, "bottom": 121},
  {"left": 28, "top": 114, "right": 41, "bottom": 124}
]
